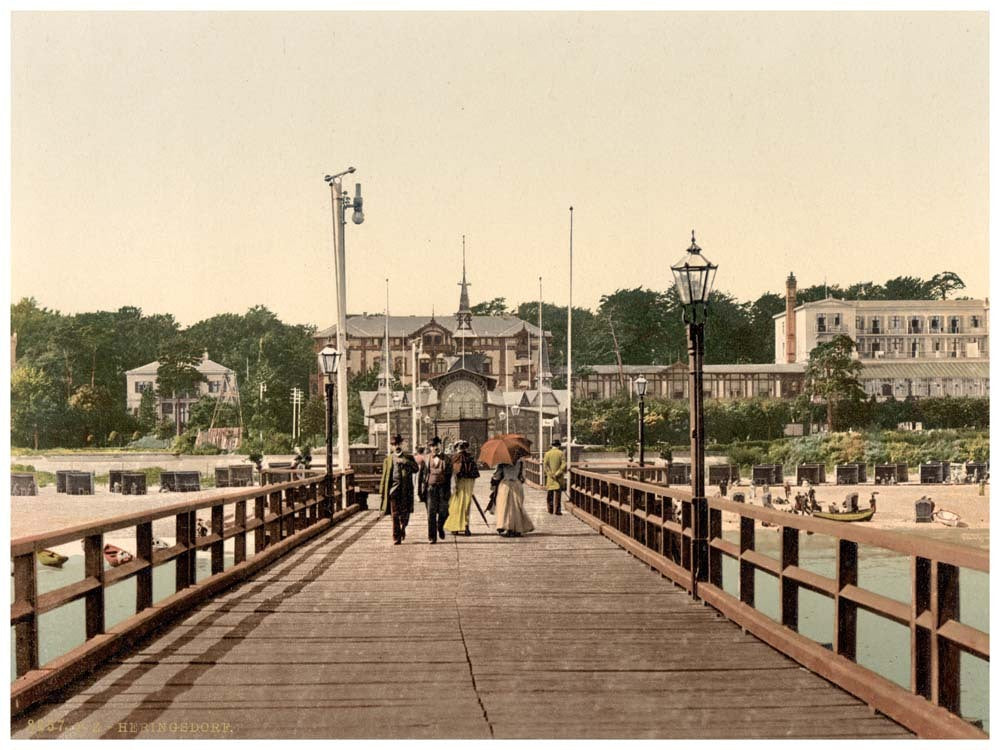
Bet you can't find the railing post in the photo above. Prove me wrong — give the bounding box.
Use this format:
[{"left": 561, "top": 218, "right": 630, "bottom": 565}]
[
  {"left": 211, "top": 504, "right": 225, "bottom": 575},
  {"left": 708, "top": 506, "right": 722, "bottom": 589},
  {"left": 83, "top": 534, "right": 105, "bottom": 639},
  {"left": 269, "top": 489, "right": 283, "bottom": 544},
  {"left": 835, "top": 539, "right": 858, "bottom": 659},
  {"left": 681, "top": 499, "right": 693, "bottom": 587},
  {"left": 13, "top": 552, "right": 39, "bottom": 677},
  {"left": 912, "top": 556, "right": 932, "bottom": 699},
  {"left": 254, "top": 495, "right": 267, "bottom": 552},
  {"left": 780, "top": 526, "right": 799, "bottom": 631},
  {"left": 933, "top": 561, "right": 961, "bottom": 714},
  {"left": 136, "top": 521, "right": 153, "bottom": 612},
  {"left": 175, "top": 511, "right": 196, "bottom": 590},
  {"left": 234, "top": 500, "right": 248, "bottom": 564},
  {"left": 739, "top": 516, "right": 755, "bottom": 607}
]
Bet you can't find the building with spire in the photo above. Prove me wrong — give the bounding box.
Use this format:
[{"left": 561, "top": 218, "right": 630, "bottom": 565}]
[
  {"left": 316, "top": 246, "right": 565, "bottom": 451},
  {"left": 313, "top": 250, "right": 553, "bottom": 392}
]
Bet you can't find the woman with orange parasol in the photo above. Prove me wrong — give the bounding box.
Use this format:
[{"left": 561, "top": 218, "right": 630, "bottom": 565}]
[{"left": 479, "top": 435, "right": 534, "bottom": 537}]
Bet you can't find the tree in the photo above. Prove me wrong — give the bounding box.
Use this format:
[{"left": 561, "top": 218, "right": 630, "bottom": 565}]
[
  {"left": 299, "top": 396, "right": 327, "bottom": 442},
  {"left": 11, "top": 365, "right": 64, "bottom": 449},
  {"left": 882, "top": 276, "right": 934, "bottom": 300},
  {"left": 928, "top": 271, "right": 966, "bottom": 300},
  {"left": 156, "top": 339, "right": 207, "bottom": 436},
  {"left": 470, "top": 297, "right": 511, "bottom": 316},
  {"left": 137, "top": 387, "right": 158, "bottom": 433},
  {"left": 804, "top": 335, "right": 865, "bottom": 431}
]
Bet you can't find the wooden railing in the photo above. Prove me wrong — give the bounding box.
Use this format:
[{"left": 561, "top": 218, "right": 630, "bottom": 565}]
[
  {"left": 11, "top": 470, "right": 359, "bottom": 716},
  {"left": 522, "top": 457, "right": 541, "bottom": 487},
  {"left": 568, "top": 467, "right": 988, "bottom": 739}
]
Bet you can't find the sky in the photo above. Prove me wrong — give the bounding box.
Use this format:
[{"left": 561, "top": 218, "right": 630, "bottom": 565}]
[{"left": 10, "top": 11, "right": 989, "bottom": 329}]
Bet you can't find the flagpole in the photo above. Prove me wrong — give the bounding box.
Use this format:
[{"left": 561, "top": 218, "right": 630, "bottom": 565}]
[
  {"left": 566, "top": 206, "right": 573, "bottom": 477},
  {"left": 538, "top": 276, "right": 544, "bottom": 470},
  {"left": 385, "top": 278, "right": 391, "bottom": 449}
]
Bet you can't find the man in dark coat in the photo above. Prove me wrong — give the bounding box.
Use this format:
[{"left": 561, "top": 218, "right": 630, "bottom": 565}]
[
  {"left": 379, "top": 434, "right": 419, "bottom": 545},
  {"left": 425, "top": 436, "right": 452, "bottom": 543}
]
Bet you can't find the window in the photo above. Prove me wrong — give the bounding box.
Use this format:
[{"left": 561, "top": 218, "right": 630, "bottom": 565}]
[
  {"left": 816, "top": 315, "right": 826, "bottom": 333},
  {"left": 856, "top": 316, "right": 864, "bottom": 332},
  {"left": 208, "top": 381, "right": 221, "bottom": 393},
  {"left": 871, "top": 317, "right": 881, "bottom": 334},
  {"left": 134, "top": 380, "right": 153, "bottom": 393},
  {"left": 909, "top": 317, "right": 922, "bottom": 334},
  {"left": 930, "top": 316, "right": 942, "bottom": 332},
  {"left": 833, "top": 314, "right": 841, "bottom": 328},
  {"left": 971, "top": 315, "right": 980, "bottom": 328},
  {"left": 439, "top": 379, "right": 485, "bottom": 419},
  {"left": 949, "top": 316, "right": 961, "bottom": 334},
  {"left": 890, "top": 316, "right": 900, "bottom": 330},
  {"left": 881, "top": 383, "right": 892, "bottom": 397}
]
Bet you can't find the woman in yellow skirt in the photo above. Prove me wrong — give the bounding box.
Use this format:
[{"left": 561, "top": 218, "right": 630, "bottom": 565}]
[{"left": 444, "top": 440, "right": 479, "bottom": 536}]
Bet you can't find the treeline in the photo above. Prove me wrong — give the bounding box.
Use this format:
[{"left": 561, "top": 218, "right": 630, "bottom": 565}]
[
  {"left": 571, "top": 395, "right": 989, "bottom": 451},
  {"left": 9, "top": 269, "right": 973, "bottom": 450},
  {"left": 474, "top": 270, "right": 969, "bottom": 377},
  {"left": 11, "top": 300, "right": 318, "bottom": 450}
]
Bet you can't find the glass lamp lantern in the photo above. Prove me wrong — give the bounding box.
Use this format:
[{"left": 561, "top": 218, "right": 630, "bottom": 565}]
[
  {"left": 671, "top": 231, "right": 718, "bottom": 313},
  {"left": 634, "top": 375, "right": 648, "bottom": 398},
  {"left": 318, "top": 345, "right": 341, "bottom": 378}
]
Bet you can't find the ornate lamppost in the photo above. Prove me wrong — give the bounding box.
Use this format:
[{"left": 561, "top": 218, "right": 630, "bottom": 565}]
[
  {"left": 671, "top": 230, "right": 718, "bottom": 596},
  {"left": 317, "top": 345, "right": 342, "bottom": 510},
  {"left": 634, "top": 375, "right": 648, "bottom": 467}
]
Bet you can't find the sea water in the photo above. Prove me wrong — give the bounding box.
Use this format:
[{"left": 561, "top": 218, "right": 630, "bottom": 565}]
[{"left": 718, "top": 526, "right": 989, "bottom": 733}]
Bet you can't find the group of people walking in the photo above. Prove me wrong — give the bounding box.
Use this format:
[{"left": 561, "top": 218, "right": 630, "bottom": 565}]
[{"left": 378, "top": 434, "right": 568, "bottom": 545}]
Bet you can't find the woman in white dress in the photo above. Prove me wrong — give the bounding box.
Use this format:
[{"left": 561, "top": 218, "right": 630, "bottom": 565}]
[{"left": 493, "top": 457, "right": 534, "bottom": 537}]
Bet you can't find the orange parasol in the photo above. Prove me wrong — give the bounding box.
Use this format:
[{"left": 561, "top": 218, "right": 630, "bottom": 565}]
[{"left": 478, "top": 435, "right": 531, "bottom": 467}]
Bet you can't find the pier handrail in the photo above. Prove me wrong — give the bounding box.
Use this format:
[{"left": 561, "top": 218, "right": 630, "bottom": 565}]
[
  {"left": 11, "top": 469, "right": 358, "bottom": 716},
  {"left": 569, "top": 466, "right": 988, "bottom": 739}
]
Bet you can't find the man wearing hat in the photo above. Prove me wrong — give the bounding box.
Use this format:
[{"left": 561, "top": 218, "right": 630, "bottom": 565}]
[
  {"left": 543, "top": 438, "right": 566, "bottom": 515},
  {"left": 379, "top": 434, "right": 419, "bottom": 545},
  {"left": 425, "top": 436, "right": 452, "bottom": 543}
]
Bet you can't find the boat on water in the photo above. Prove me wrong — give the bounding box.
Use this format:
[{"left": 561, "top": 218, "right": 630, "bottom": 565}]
[
  {"left": 103, "top": 544, "right": 135, "bottom": 567},
  {"left": 934, "top": 509, "right": 962, "bottom": 527},
  {"left": 37, "top": 549, "right": 68, "bottom": 568},
  {"left": 812, "top": 507, "right": 876, "bottom": 523}
]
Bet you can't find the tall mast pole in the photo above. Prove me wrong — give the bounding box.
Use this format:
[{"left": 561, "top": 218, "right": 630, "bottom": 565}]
[
  {"left": 385, "top": 278, "right": 391, "bottom": 448},
  {"left": 538, "top": 276, "right": 544, "bottom": 469},
  {"left": 566, "top": 206, "right": 573, "bottom": 476}
]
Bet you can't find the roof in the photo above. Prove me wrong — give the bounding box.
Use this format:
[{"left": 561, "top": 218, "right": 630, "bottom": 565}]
[
  {"left": 773, "top": 297, "right": 989, "bottom": 320},
  {"left": 578, "top": 363, "right": 806, "bottom": 375},
  {"left": 315, "top": 315, "right": 548, "bottom": 340},
  {"left": 125, "top": 352, "right": 235, "bottom": 377},
  {"left": 858, "top": 360, "right": 990, "bottom": 380}
]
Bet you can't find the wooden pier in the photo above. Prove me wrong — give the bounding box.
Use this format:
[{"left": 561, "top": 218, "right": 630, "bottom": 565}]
[{"left": 12, "top": 484, "right": 915, "bottom": 739}]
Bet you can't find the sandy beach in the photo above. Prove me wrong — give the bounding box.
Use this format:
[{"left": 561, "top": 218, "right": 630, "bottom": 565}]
[{"left": 714, "top": 480, "right": 989, "bottom": 537}]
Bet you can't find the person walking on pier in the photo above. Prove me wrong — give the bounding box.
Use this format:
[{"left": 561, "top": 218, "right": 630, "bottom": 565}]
[
  {"left": 493, "top": 457, "right": 534, "bottom": 537},
  {"left": 379, "top": 434, "right": 419, "bottom": 545},
  {"left": 415, "top": 446, "right": 429, "bottom": 504},
  {"left": 425, "top": 437, "right": 451, "bottom": 543},
  {"left": 444, "top": 440, "right": 479, "bottom": 536},
  {"left": 544, "top": 439, "right": 566, "bottom": 515}
]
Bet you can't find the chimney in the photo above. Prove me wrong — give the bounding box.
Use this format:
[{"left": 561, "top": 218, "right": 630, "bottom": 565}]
[{"left": 785, "top": 272, "right": 797, "bottom": 363}]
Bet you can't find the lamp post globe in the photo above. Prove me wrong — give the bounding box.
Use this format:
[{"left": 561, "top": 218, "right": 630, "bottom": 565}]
[{"left": 670, "top": 230, "right": 717, "bottom": 598}]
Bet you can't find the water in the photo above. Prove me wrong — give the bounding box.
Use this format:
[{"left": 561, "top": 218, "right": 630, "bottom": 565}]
[
  {"left": 11, "top": 540, "right": 240, "bottom": 683},
  {"left": 12, "top": 531, "right": 989, "bottom": 734},
  {"left": 719, "top": 526, "right": 989, "bottom": 733}
]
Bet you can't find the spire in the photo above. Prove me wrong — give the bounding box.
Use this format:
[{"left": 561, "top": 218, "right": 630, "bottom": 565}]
[{"left": 454, "top": 234, "right": 475, "bottom": 338}]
